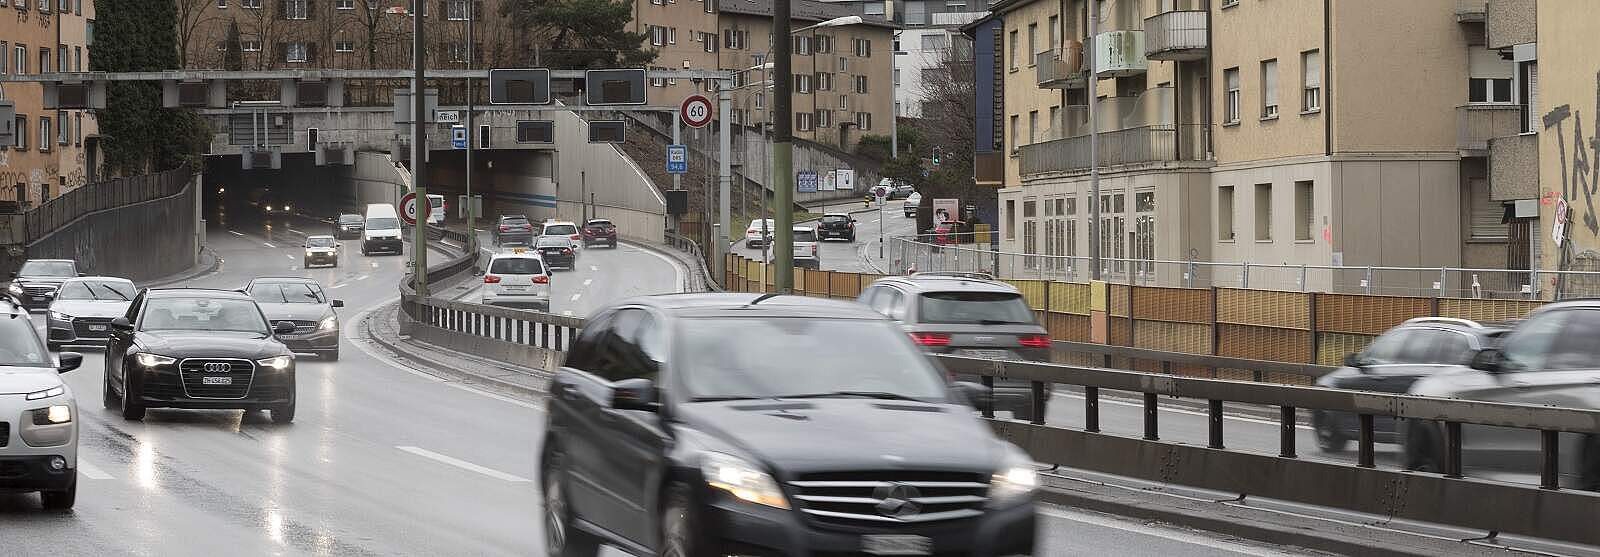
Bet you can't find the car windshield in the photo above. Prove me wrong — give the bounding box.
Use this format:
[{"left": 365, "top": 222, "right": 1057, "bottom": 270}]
[
  {"left": 141, "top": 298, "right": 269, "bottom": 334},
  {"left": 367, "top": 217, "right": 399, "bottom": 229},
  {"left": 794, "top": 230, "right": 818, "bottom": 242},
  {"left": 749, "top": 220, "right": 773, "bottom": 230},
  {"left": 56, "top": 280, "right": 135, "bottom": 301},
  {"left": 918, "top": 291, "right": 1036, "bottom": 324},
  {"left": 0, "top": 315, "right": 51, "bottom": 366},
  {"left": 821, "top": 215, "right": 850, "bottom": 223},
  {"left": 544, "top": 224, "right": 577, "bottom": 236},
  {"left": 537, "top": 238, "right": 570, "bottom": 248},
  {"left": 307, "top": 237, "right": 337, "bottom": 247},
  {"left": 677, "top": 318, "right": 949, "bottom": 401},
  {"left": 503, "top": 217, "right": 529, "bottom": 226},
  {"left": 19, "top": 261, "right": 75, "bottom": 277},
  {"left": 429, "top": 197, "right": 444, "bottom": 207},
  {"left": 490, "top": 257, "right": 545, "bottom": 275},
  {"left": 249, "top": 282, "right": 326, "bottom": 304},
  {"left": 339, "top": 215, "right": 363, "bottom": 224}
]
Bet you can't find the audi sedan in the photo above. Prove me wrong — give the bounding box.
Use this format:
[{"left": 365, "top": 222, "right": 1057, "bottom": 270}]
[{"left": 45, "top": 277, "right": 137, "bottom": 351}]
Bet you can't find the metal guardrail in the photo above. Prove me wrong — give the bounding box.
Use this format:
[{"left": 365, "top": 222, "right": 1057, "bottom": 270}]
[
  {"left": 1049, "top": 339, "right": 1337, "bottom": 379},
  {"left": 665, "top": 230, "right": 722, "bottom": 292},
  {"left": 940, "top": 354, "right": 1600, "bottom": 546},
  {"left": 22, "top": 168, "right": 190, "bottom": 243},
  {"left": 1018, "top": 124, "right": 1210, "bottom": 176},
  {"left": 402, "top": 293, "right": 584, "bottom": 353}
]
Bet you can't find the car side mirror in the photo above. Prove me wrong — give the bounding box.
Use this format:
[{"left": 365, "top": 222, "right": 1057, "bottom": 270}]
[
  {"left": 610, "top": 378, "right": 660, "bottom": 412},
  {"left": 332, "top": 300, "right": 345, "bottom": 308},
  {"left": 952, "top": 381, "right": 993, "bottom": 409},
  {"left": 57, "top": 352, "right": 83, "bottom": 373},
  {"left": 274, "top": 321, "right": 297, "bottom": 335},
  {"left": 78, "top": 272, "right": 87, "bottom": 277},
  {"left": 1469, "top": 348, "right": 1504, "bottom": 373},
  {"left": 1342, "top": 352, "right": 1369, "bottom": 371},
  {"left": 111, "top": 317, "right": 133, "bottom": 332}
]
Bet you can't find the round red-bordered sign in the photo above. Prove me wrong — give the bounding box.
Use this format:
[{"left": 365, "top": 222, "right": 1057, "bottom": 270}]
[
  {"left": 681, "top": 95, "right": 714, "bottom": 128},
  {"left": 400, "top": 192, "right": 428, "bottom": 226}
]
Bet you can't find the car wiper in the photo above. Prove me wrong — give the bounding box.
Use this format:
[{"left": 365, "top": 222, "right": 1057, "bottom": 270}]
[
  {"left": 688, "top": 395, "right": 771, "bottom": 402},
  {"left": 785, "top": 391, "right": 925, "bottom": 402},
  {"left": 94, "top": 284, "right": 129, "bottom": 301}
]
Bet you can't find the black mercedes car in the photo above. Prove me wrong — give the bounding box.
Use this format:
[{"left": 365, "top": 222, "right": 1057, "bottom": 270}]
[
  {"left": 536, "top": 236, "right": 576, "bottom": 271},
  {"left": 542, "top": 293, "right": 1037, "bottom": 557},
  {"left": 6, "top": 259, "right": 81, "bottom": 311},
  {"left": 103, "top": 288, "right": 298, "bottom": 423}
]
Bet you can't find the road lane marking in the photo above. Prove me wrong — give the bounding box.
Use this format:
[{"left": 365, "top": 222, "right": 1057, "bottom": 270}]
[
  {"left": 1040, "top": 507, "right": 1302, "bottom": 557},
  {"left": 370, "top": 262, "right": 379, "bottom": 268},
  {"left": 589, "top": 265, "right": 598, "bottom": 272},
  {"left": 285, "top": 254, "right": 295, "bottom": 260},
  {"left": 356, "top": 275, "right": 370, "bottom": 281},
  {"left": 570, "top": 293, "right": 582, "bottom": 301},
  {"left": 395, "top": 446, "right": 531, "bottom": 483},
  {"left": 77, "top": 458, "right": 113, "bottom": 480},
  {"left": 582, "top": 279, "right": 593, "bottom": 286},
  {"left": 263, "top": 242, "right": 277, "bottom": 248},
  {"left": 330, "top": 283, "right": 348, "bottom": 289},
  {"left": 229, "top": 231, "right": 245, "bottom": 237},
  {"left": 286, "top": 228, "right": 303, "bottom": 235}
]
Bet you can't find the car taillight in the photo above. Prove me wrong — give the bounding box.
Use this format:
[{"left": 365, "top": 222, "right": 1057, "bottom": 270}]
[
  {"left": 499, "top": 225, "right": 511, "bottom": 232},
  {"left": 563, "top": 248, "right": 572, "bottom": 254},
  {"left": 533, "top": 275, "right": 550, "bottom": 284},
  {"left": 571, "top": 234, "right": 581, "bottom": 240},
  {"left": 811, "top": 244, "right": 818, "bottom": 255},
  {"left": 1018, "top": 334, "right": 1051, "bottom": 348},
  {"left": 484, "top": 275, "right": 501, "bottom": 284},
  {"left": 910, "top": 333, "right": 951, "bottom": 346}
]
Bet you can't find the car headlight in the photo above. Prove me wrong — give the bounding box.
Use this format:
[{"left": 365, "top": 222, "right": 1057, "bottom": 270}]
[
  {"left": 134, "top": 352, "right": 177, "bottom": 368},
  {"left": 988, "top": 448, "right": 1039, "bottom": 507},
  {"left": 6, "top": 283, "right": 21, "bottom": 294},
  {"left": 49, "top": 310, "right": 74, "bottom": 322},
  {"left": 318, "top": 316, "right": 338, "bottom": 331},
  {"left": 265, "top": 205, "right": 274, "bottom": 212},
  {"left": 256, "top": 355, "right": 293, "bottom": 370},
  {"left": 25, "top": 386, "right": 66, "bottom": 401},
  {"left": 701, "top": 452, "right": 790, "bottom": 509},
  {"left": 32, "top": 405, "right": 72, "bottom": 425}
]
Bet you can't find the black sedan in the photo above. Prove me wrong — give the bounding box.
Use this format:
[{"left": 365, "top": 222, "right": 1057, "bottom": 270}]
[
  {"left": 333, "top": 213, "right": 365, "bottom": 239},
  {"left": 103, "top": 288, "right": 298, "bottom": 423},
  {"left": 816, "top": 213, "right": 857, "bottom": 242},
  {"left": 536, "top": 237, "right": 576, "bottom": 271}
]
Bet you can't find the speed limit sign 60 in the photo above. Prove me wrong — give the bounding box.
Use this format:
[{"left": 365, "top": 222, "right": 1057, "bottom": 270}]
[
  {"left": 400, "top": 192, "right": 428, "bottom": 225},
  {"left": 681, "top": 95, "right": 713, "bottom": 128}
]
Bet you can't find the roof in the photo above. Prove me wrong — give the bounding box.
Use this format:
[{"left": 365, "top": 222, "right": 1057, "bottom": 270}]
[
  {"left": 306, "top": 234, "right": 336, "bottom": 239},
  {"left": 147, "top": 288, "right": 255, "bottom": 300},
  {"left": 248, "top": 276, "right": 320, "bottom": 284},
  {"left": 718, "top": 0, "right": 898, "bottom": 29},
  {"left": 628, "top": 292, "right": 886, "bottom": 319},
  {"left": 878, "top": 274, "right": 1020, "bottom": 293},
  {"left": 489, "top": 250, "right": 544, "bottom": 259}
]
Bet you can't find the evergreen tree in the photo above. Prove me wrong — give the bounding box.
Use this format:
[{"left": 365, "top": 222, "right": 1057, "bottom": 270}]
[
  {"left": 224, "top": 19, "right": 244, "bottom": 72},
  {"left": 501, "top": 0, "right": 657, "bottom": 69},
  {"left": 92, "top": 0, "right": 210, "bottom": 176}
]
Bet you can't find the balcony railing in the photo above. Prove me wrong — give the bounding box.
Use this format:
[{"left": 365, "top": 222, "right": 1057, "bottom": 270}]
[
  {"left": 1035, "top": 43, "right": 1087, "bottom": 89},
  {"left": 1456, "top": 0, "right": 1487, "bottom": 22},
  {"left": 1094, "top": 30, "right": 1147, "bottom": 77},
  {"left": 1144, "top": 10, "right": 1208, "bottom": 61},
  {"left": 1456, "top": 104, "right": 1520, "bottom": 153},
  {"left": 975, "top": 152, "right": 1005, "bottom": 186},
  {"left": 1018, "top": 124, "right": 1210, "bottom": 176}
]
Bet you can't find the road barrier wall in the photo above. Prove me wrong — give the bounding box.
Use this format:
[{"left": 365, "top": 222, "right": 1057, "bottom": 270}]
[{"left": 13, "top": 169, "right": 198, "bottom": 282}]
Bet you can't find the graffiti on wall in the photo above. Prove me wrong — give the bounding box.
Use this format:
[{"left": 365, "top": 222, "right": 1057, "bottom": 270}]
[{"left": 1543, "top": 71, "right": 1600, "bottom": 237}]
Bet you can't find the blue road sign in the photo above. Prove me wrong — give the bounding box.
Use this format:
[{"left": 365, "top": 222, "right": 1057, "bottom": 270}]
[
  {"left": 451, "top": 125, "right": 467, "bottom": 149},
  {"left": 667, "top": 144, "right": 688, "bottom": 174},
  {"left": 797, "top": 171, "right": 819, "bottom": 193}
]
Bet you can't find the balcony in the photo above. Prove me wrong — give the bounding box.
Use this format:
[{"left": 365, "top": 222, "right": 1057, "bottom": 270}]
[
  {"left": 1035, "top": 42, "right": 1087, "bottom": 90},
  {"left": 1456, "top": 0, "right": 1487, "bottom": 22},
  {"left": 1144, "top": 10, "right": 1208, "bottom": 61},
  {"left": 1019, "top": 124, "right": 1210, "bottom": 176},
  {"left": 1486, "top": 0, "right": 1535, "bottom": 49},
  {"left": 1489, "top": 133, "right": 1538, "bottom": 201},
  {"left": 1094, "top": 30, "right": 1147, "bottom": 78},
  {"left": 975, "top": 152, "right": 1006, "bottom": 186},
  {"left": 1457, "top": 104, "right": 1521, "bottom": 155}
]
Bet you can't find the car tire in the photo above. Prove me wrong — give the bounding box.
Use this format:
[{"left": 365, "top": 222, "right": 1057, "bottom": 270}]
[
  {"left": 120, "top": 379, "right": 146, "bottom": 421},
  {"left": 1403, "top": 420, "right": 1443, "bottom": 472},
  {"left": 271, "top": 400, "right": 296, "bottom": 424},
  {"left": 303, "top": 259, "right": 311, "bottom": 268},
  {"left": 1313, "top": 412, "right": 1350, "bottom": 453},
  {"left": 41, "top": 476, "right": 76, "bottom": 511},
  {"left": 660, "top": 482, "right": 720, "bottom": 557},
  {"left": 609, "top": 240, "right": 617, "bottom": 248},
  {"left": 543, "top": 449, "right": 601, "bottom": 557}
]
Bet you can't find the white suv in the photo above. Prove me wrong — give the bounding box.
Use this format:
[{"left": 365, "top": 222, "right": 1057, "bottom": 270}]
[
  {"left": 744, "top": 218, "right": 775, "bottom": 249},
  {"left": 792, "top": 225, "right": 821, "bottom": 270},
  {"left": 0, "top": 296, "right": 82, "bottom": 510},
  {"left": 540, "top": 220, "right": 582, "bottom": 251},
  {"left": 480, "top": 250, "right": 553, "bottom": 312}
]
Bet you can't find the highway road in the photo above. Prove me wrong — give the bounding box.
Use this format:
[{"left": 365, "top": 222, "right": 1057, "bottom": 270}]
[
  {"left": 729, "top": 202, "right": 917, "bottom": 275},
  {"left": 442, "top": 230, "right": 687, "bottom": 318},
  {"left": 0, "top": 209, "right": 1350, "bottom": 556}
]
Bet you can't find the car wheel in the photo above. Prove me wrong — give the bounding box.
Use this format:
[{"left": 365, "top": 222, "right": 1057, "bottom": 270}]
[
  {"left": 40, "top": 475, "right": 76, "bottom": 511},
  {"left": 120, "top": 377, "right": 146, "bottom": 421},
  {"left": 271, "top": 400, "right": 296, "bottom": 424},
  {"left": 660, "top": 482, "right": 719, "bottom": 557},
  {"left": 543, "top": 449, "right": 601, "bottom": 557},
  {"left": 303, "top": 259, "right": 311, "bottom": 268},
  {"left": 1404, "top": 420, "right": 1442, "bottom": 472},
  {"left": 1313, "top": 413, "right": 1350, "bottom": 453}
]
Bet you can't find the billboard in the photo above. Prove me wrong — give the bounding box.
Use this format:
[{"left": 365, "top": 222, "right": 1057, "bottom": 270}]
[
  {"left": 837, "top": 169, "right": 856, "bottom": 192},
  {"left": 933, "top": 198, "right": 960, "bottom": 224},
  {"left": 820, "top": 170, "right": 837, "bottom": 191}
]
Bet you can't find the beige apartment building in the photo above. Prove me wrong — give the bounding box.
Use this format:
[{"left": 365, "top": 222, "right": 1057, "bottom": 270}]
[
  {"left": 984, "top": 0, "right": 1544, "bottom": 292},
  {"left": 3, "top": 0, "right": 98, "bottom": 208}
]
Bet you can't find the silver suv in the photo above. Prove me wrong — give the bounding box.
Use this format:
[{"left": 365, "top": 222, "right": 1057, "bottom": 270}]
[{"left": 0, "top": 295, "right": 83, "bottom": 510}]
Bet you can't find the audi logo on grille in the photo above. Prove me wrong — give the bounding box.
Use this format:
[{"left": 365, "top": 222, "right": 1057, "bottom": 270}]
[
  {"left": 873, "top": 483, "right": 922, "bottom": 518},
  {"left": 203, "top": 362, "right": 233, "bottom": 373}
]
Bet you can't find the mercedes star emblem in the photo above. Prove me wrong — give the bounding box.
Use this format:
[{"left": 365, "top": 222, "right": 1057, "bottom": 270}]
[{"left": 873, "top": 483, "right": 922, "bottom": 518}]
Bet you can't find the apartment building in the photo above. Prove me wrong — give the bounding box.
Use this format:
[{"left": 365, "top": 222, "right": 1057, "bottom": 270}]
[
  {"left": 977, "top": 0, "right": 1529, "bottom": 291},
  {"left": 821, "top": 0, "right": 990, "bottom": 118},
  {"left": 2, "top": 0, "right": 98, "bottom": 208}
]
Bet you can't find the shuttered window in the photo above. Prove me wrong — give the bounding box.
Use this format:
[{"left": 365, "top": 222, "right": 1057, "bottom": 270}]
[{"left": 1468, "top": 178, "right": 1507, "bottom": 240}]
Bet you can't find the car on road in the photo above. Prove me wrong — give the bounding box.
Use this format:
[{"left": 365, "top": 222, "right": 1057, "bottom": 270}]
[
  {"left": 302, "top": 235, "right": 341, "bottom": 268},
  {"left": 890, "top": 183, "right": 916, "bottom": 200},
  {"left": 581, "top": 218, "right": 618, "bottom": 248},
  {"left": 0, "top": 295, "right": 83, "bottom": 510},
  {"left": 493, "top": 215, "right": 536, "bottom": 246},
  {"left": 425, "top": 194, "right": 446, "bottom": 225},
  {"left": 46, "top": 277, "right": 138, "bottom": 351},
  {"left": 792, "top": 225, "right": 821, "bottom": 270},
  {"left": 259, "top": 193, "right": 294, "bottom": 216},
  {"left": 540, "top": 220, "right": 583, "bottom": 251},
  {"left": 904, "top": 191, "right": 922, "bottom": 218},
  {"left": 103, "top": 288, "right": 298, "bottom": 423},
  {"left": 540, "top": 293, "right": 1037, "bottom": 557},
  {"left": 1405, "top": 301, "right": 1600, "bottom": 488},
  {"left": 744, "top": 218, "right": 775, "bottom": 248},
  {"left": 1311, "top": 317, "right": 1505, "bottom": 453},
  {"left": 245, "top": 277, "right": 344, "bottom": 361},
  {"left": 333, "top": 213, "right": 365, "bottom": 240},
  {"left": 859, "top": 273, "right": 1054, "bottom": 421},
  {"left": 536, "top": 235, "right": 577, "bottom": 271},
  {"left": 362, "top": 203, "right": 404, "bottom": 256},
  {"left": 816, "top": 213, "right": 857, "bottom": 242},
  {"left": 7, "top": 259, "right": 80, "bottom": 312},
  {"left": 480, "top": 251, "right": 552, "bottom": 312}
]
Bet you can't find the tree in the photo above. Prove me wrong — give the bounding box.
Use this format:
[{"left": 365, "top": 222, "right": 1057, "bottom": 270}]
[
  {"left": 93, "top": 0, "right": 210, "bottom": 176},
  {"left": 223, "top": 18, "right": 244, "bottom": 71},
  {"left": 907, "top": 42, "right": 979, "bottom": 234},
  {"left": 500, "top": 0, "right": 656, "bottom": 69},
  {"left": 175, "top": 0, "right": 220, "bottom": 68}
]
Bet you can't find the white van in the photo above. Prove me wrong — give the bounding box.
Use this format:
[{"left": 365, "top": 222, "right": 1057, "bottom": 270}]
[
  {"left": 362, "top": 203, "right": 404, "bottom": 255},
  {"left": 426, "top": 194, "right": 446, "bottom": 225}
]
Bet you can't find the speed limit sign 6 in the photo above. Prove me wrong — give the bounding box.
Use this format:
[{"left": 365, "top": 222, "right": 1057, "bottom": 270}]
[
  {"left": 400, "top": 192, "right": 428, "bottom": 225},
  {"left": 681, "top": 95, "right": 713, "bottom": 128}
]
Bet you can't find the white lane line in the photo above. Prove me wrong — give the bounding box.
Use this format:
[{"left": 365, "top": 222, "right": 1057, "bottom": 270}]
[
  {"left": 395, "top": 446, "right": 531, "bottom": 483},
  {"left": 356, "top": 275, "right": 370, "bottom": 281},
  {"left": 582, "top": 279, "right": 593, "bottom": 286},
  {"left": 76, "top": 458, "right": 113, "bottom": 480},
  {"left": 570, "top": 293, "right": 582, "bottom": 302},
  {"left": 263, "top": 242, "right": 277, "bottom": 248},
  {"left": 285, "top": 228, "right": 304, "bottom": 235},
  {"left": 1053, "top": 390, "right": 1313, "bottom": 431},
  {"left": 370, "top": 262, "right": 379, "bottom": 268},
  {"left": 285, "top": 254, "right": 295, "bottom": 260},
  {"left": 589, "top": 265, "right": 598, "bottom": 272},
  {"left": 229, "top": 230, "right": 246, "bottom": 237},
  {"left": 1040, "top": 507, "right": 1302, "bottom": 557},
  {"left": 330, "top": 283, "right": 349, "bottom": 289}
]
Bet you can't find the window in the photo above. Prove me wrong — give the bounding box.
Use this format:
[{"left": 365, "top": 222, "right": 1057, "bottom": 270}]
[
  {"left": 14, "top": 45, "right": 25, "bottom": 75},
  {"left": 904, "top": 0, "right": 926, "bottom": 25},
  {"left": 1007, "top": 30, "right": 1018, "bottom": 69},
  {"left": 838, "top": 56, "right": 848, "bottom": 72},
  {"left": 920, "top": 34, "right": 946, "bottom": 51},
  {"left": 650, "top": 26, "right": 666, "bottom": 46},
  {"left": 816, "top": 109, "right": 832, "bottom": 128},
  {"left": 217, "top": 0, "right": 227, "bottom": 7},
  {"left": 1254, "top": 183, "right": 1272, "bottom": 241},
  {"left": 1027, "top": 23, "right": 1037, "bottom": 65},
  {"left": 1218, "top": 186, "right": 1234, "bottom": 240},
  {"left": 1223, "top": 67, "right": 1240, "bottom": 124},
  {"left": 1498, "top": 310, "right": 1567, "bottom": 372},
  {"left": 1048, "top": 105, "right": 1060, "bottom": 140},
  {"left": 854, "top": 38, "right": 871, "bottom": 57},
  {"left": 1005, "top": 200, "right": 1016, "bottom": 239},
  {"left": 448, "top": 42, "right": 468, "bottom": 62},
  {"left": 56, "top": 110, "right": 67, "bottom": 145},
  {"left": 854, "top": 112, "right": 872, "bottom": 130},
  {"left": 74, "top": 113, "right": 81, "bottom": 146},
  {"left": 793, "top": 73, "right": 811, "bottom": 93},
  {"left": 794, "top": 36, "right": 811, "bottom": 55},
  {"left": 723, "top": 29, "right": 746, "bottom": 50},
  {"left": 703, "top": 33, "right": 718, "bottom": 53},
  {"left": 447, "top": 0, "right": 469, "bottom": 20},
  {"left": 335, "top": 41, "right": 354, "bottom": 52},
  {"left": 73, "top": 46, "right": 80, "bottom": 71},
  {"left": 1009, "top": 114, "right": 1019, "bottom": 153},
  {"left": 285, "top": 0, "right": 307, "bottom": 19},
  {"left": 57, "top": 45, "right": 66, "bottom": 72},
  {"left": 0, "top": 42, "right": 6, "bottom": 74},
  {"left": 894, "top": 69, "right": 901, "bottom": 85},
  {"left": 1467, "top": 178, "right": 1506, "bottom": 240},
  {"left": 242, "top": 0, "right": 261, "bottom": 7},
  {"left": 336, "top": 0, "right": 353, "bottom": 8},
  {"left": 1301, "top": 50, "right": 1321, "bottom": 111},
  {"left": 1518, "top": 61, "right": 1538, "bottom": 133},
  {"left": 286, "top": 42, "right": 308, "bottom": 63},
  {"left": 669, "top": 28, "right": 677, "bottom": 45},
  {"left": 1294, "top": 181, "right": 1313, "bottom": 241},
  {"left": 38, "top": 116, "right": 50, "bottom": 152},
  {"left": 1469, "top": 78, "right": 1512, "bottom": 103},
  {"left": 754, "top": 92, "right": 764, "bottom": 109},
  {"left": 796, "top": 112, "right": 814, "bottom": 131},
  {"left": 852, "top": 75, "right": 868, "bottom": 94},
  {"left": 815, "top": 72, "right": 833, "bottom": 91},
  {"left": 1260, "top": 59, "right": 1278, "bottom": 118},
  {"left": 242, "top": 40, "right": 262, "bottom": 52},
  {"left": 1028, "top": 110, "right": 1038, "bottom": 144},
  {"left": 815, "top": 35, "right": 832, "bottom": 54},
  {"left": 864, "top": 1, "right": 884, "bottom": 15},
  {"left": 12, "top": 117, "right": 24, "bottom": 150},
  {"left": 39, "top": 48, "right": 49, "bottom": 75}
]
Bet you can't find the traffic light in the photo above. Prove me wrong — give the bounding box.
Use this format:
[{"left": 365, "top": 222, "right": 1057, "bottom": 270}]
[
  {"left": 489, "top": 69, "right": 552, "bottom": 105},
  {"left": 931, "top": 147, "right": 942, "bottom": 167}
]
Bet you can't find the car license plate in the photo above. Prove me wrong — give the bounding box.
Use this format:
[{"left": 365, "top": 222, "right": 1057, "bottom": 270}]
[
  {"left": 956, "top": 349, "right": 1019, "bottom": 360},
  {"left": 862, "top": 534, "right": 932, "bottom": 556},
  {"left": 202, "top": 376, "right": 233, "bottom": 385},
  {"left": 88, "top": 324, "right": 107, "bottom": 332},
  {"left": 503, "top": 285, "right": 527, "bottom": 291},
  {"left": 32, "top": 296, "right": 47, "bottom": 302}
]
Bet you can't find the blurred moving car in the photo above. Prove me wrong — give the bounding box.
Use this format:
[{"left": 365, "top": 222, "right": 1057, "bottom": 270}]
[
  {"left": 581, "top": 218, "right": 618, "bottom": 248},
  {"left": 493, "top": 215, "right": 536, "bottom": 246},
  {"left": 860, "top": 273, "right": 1053, "bottom": 421},
  {"left": 791, "top": 226, "right": 821, "bottom": 270},
  {"left": 540, "top": 294, "right": 1037, "bottom": 556},
  {"left": 480, "top": 250, "right": 551, "bottom": 312},
  {"left": 536, "top": 236, "right": 577, "bottom": 271},
  {"left": 259, "top": 193, "right": 294, "bottom": 216},
  {"left": 892, "top": 183, "right": 916, "bottom": 199},
  {"left": 903, "top": 191, "right": 922, "bottom": 218},
  {"left": 302, "top": 235, "right": 341, "bottom": 268},
  {"left": 0, "top": 295, "right": 83, "bottom": 510},
  {"left": 744, "top": 218, "right": 775, "bottom": 248},
  {"left": 245, "top": 277, "right": 344, "bottom": 361},
  {"left": 333, "top": 214, "right": 365, "bottom": 240},
  {"left": 46, "top": 277, "right": 137, "bottom": 351},
  {"left": 816, "top": 213, "right": 857, "bottom": 242},
  {"left": 1312, "top": 317, "right": 1505, "bottom": 453},
  {"left": 7, "top": 259, "right": 81, "bottom": 311},
  {"left": 1406, "top": 302, "right": 1600, "bottom": 489}
]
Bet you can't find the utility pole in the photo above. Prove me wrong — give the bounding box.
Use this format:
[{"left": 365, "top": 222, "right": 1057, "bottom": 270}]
[
  {"left": 411, "top": 4, "right": 430, "bottom": 296},
  {"left": 1087, "top": 5, "right": 1101, "bottom": 281},
  {"left": 772, "top": 0, "right": 795, "bottom": 291},
  {"left": 464, "top": 1, "right": 476, "bottom": 249},
  {"left": 717, "top": 85, "right": 733, "bottom": 282}
]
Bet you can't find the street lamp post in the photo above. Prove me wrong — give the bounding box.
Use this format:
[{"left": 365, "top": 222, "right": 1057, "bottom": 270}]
[
  {"left": 465, "top": 1, "right": 476, "bottom": 250},
  {"left": 410, "top": 2, "right": 430, "bottom": 296}
]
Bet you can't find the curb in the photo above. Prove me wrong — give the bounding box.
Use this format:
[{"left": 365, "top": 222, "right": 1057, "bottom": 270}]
[
  {"left": 360, "top": 302, "right": 550, "bottom": 400},
  {"left": 140, "top": 247, "right": 222, "bottom": 288}
]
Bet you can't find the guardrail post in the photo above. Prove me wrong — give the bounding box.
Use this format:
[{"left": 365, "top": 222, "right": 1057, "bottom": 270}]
[
  {"left": 1279, "top": 406, "right": 1297, "bottom": 458},
  {"left": 1208, "top": 399, "right": 1224, "bottom": 449},
  {"left": 1443, "top": 421, "right": 1463, "bottom": 478},
  {"left": 1241, "top": 262, "right": 1250, "bottom": 289},
  {"left": 1438, "top": 267, "right": 1448, "bottom": 298},
  {"left": 1084, "top": 387, "right": 1100, "bottom": 433},
  {"left": 980, "top": 375, "right": 995, "bottom": 418},
  {"left": 1364, "top": 266, "right": 1374, "bottom": 294},
  {"left": 1143, "top": 393, "right": 1159, "bottom": 440},
  {"left": 1358, "top": 414, "right": 1375, "bottom": 468},
  {"left": 1030, "top": 381, "right": 1046, "bottom": 425},
  {"left": 1541, "top": 430, "right": 1560, "bottom": 490}
]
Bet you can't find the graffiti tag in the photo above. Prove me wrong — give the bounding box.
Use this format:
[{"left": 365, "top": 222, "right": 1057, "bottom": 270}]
[{"left": 1543, "top": 71, "right": 1600, "bottom": 236}]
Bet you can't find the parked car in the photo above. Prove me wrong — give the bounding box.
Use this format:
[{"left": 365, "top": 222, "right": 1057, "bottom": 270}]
[
  {"left": 744, "top": 218, "right": 775, "bottom": 248},
  {"left": 333, "top": 214, "right": 365, "bottom": 240},
  {"left": 535, "top": 235, "right": 577, "bottom": 271},
  {"left": 1311, "top": 317, "right": 1505, "bottom": 453},
  {"left": 903, "top": 191, "right": 922, "bottom": 218},
  {"left": 493, "top": 215, "right": 536, "bottom": 246},
  {"left": 0, "top": 295, "right": 83, "bottom": 510},
  {"left": 302, "top": 235, "right": 341, "bottom": 268},
  {"left": 480, "top": 250, "right": 552, "bottom": 312},
  {"left": 891, "top": 183, "right": 916, "bottom": 199},
  {"left": 540, "top": 294, "right": 1037, "bottom": 556},
  {"left": 1406, "top": 301, "right": 1600, "bottom": 489},
  {"left": 46, "top": 277, "right": 138, "bottom": 351},
  {"left": 791, "top": 226, "right": 821, "bottom": 270},
  {"left": 580, "top": 218, "right": 618, "bottom": 248},
  {"left": 245, "top": 277, "right": 344, "bottom": 361},
  {"left": 7, "top": 259, "right": 81, "bottom": 311},
  {"left": 816, "top": 213, "right": 857, "bottom": 242},
  {"left": 859, "top": 273, "right": 1053, "bottom": 421}
]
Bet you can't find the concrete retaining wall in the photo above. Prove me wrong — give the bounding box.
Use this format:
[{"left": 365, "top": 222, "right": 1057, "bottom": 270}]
[
  {"left": 25, "top": 173, "right": 200, "bottom": 282},
  {"left": 354, "top": 151, "right": 407, "bottom": 209}
]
